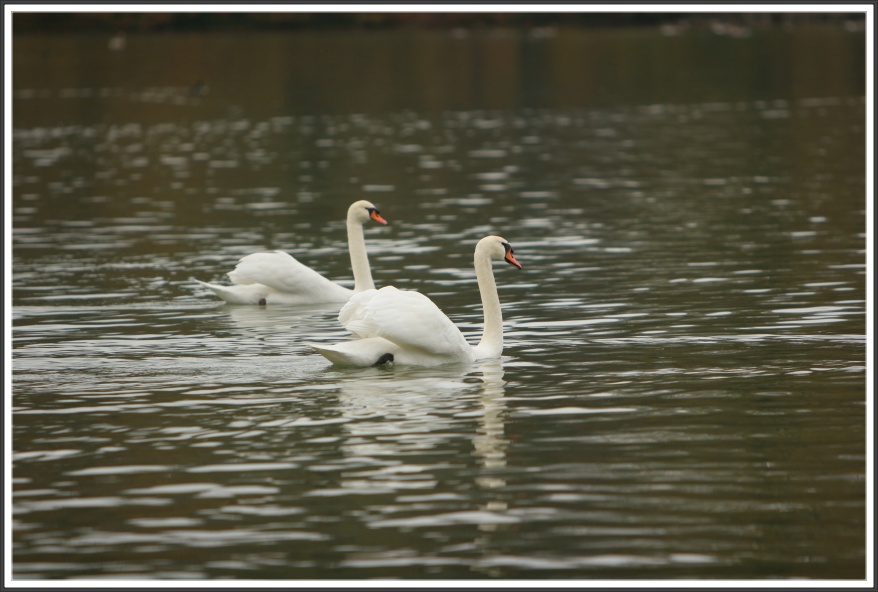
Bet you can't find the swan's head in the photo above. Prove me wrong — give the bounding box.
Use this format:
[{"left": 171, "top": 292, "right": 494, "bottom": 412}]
[
  {"left": 348, "top": 200, "right": 387, "bottom": 225},
  {"left": 478, "top": 235, "right": 522, "bottom": 269}
]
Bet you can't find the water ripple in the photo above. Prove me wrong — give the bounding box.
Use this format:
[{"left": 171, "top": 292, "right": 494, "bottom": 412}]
[{"left": 11, "top": 40, "right": 866, "bottom": 579}]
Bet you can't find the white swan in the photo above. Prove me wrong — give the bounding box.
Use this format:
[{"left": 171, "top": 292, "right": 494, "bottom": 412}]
[
  {"left": 310, "top": 235, "right": 521, "bottom": 367},
  {"left": 195, "top": 200, "right": 387, "bottom": 305}
]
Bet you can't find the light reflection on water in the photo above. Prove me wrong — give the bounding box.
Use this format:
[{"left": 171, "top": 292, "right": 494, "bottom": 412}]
[{"left": 11, "top": 27, "right": 866, "bottom": 581}]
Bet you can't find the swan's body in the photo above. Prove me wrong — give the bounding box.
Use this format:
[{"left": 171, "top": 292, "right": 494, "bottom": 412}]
[
  {"left": 196, "top": 200, "right": 386, "bottom": 305},
  {"left": 310, "top": 235, "right": 521, "bottom": 367}
]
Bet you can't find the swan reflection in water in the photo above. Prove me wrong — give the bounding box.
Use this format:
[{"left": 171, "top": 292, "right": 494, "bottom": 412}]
[
  {"left": 323, "top": 360, "right": 510, "bottom": 503},
  {"left": 469, "top": 360, "right": 509, "bottom": 492},
  {"left": 320, "top": 358, "right": 516, "bottom": 568}
]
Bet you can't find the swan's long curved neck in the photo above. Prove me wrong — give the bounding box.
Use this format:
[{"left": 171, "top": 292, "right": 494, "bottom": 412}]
[
  {"left": 347, "top": 218, "right": 375, "bottom": 292},
  {"left": 473, "top": 250, "right": 503, "bottom": 359}
]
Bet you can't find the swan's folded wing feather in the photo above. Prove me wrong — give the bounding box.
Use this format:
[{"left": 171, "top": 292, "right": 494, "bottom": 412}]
[
  {"left": 338, "top": 289, "right": 381, "bottom": 338},
  {"left": 229, "top": 251, "right": 351, "bottom": 300},
  {"left": 339, "top": 286, "right": 470, "bottom": 357}
]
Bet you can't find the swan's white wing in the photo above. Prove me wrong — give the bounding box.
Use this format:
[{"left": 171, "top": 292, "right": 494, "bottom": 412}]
[
  {"left": 337, "top": 289, "right": 380, "bottom": 338},
  {"left": 229, "top": 251, "right": 351, "bottom": 301},
  {"left": 338, "top": 286, "right": 471, "bottom": 358}
]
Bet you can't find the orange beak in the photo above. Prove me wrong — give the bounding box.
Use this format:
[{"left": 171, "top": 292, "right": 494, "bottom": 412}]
[
  {"left": 505, "top": 251, "right": 522, "bottom": 269},
  {"left": 370, "top": 210, "right": 388, "bottom": 225}
]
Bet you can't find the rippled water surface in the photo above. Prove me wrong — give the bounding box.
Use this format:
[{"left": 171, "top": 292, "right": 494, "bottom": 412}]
[{"left": 10, "top": 26, "right": 868, "bottom": 581}]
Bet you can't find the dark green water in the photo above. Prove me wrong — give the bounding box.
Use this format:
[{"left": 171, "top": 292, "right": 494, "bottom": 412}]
[{"left": 10, "top": 25, "right": 867, "bottom": 581}]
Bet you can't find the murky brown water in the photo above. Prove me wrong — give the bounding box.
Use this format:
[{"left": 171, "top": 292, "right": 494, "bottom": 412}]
[{"left": 10, "top": 24, "right": 867, "bottom": 581}]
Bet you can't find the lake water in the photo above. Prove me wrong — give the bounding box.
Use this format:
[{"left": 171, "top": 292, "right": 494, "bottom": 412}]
[{"left": 9, "top": 24, "right": 869, "bottom": 582}]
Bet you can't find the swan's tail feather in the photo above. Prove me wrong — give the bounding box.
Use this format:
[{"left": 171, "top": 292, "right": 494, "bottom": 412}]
[
  {"left": 193, "top": 279, "right": 269, "bottom": 305},
  {"left": 308, "top": 338, "right": 398, "bottom": 367},
  {"left": 308, "top": 343, "right": 355, "bottom": 366}
]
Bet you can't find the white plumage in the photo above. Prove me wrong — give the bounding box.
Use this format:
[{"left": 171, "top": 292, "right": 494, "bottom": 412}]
[
  {"left": 195, "top": 200, "right": 386, "bottom": 305},
  {"left": 310, "top": 235, "right": 522, "bottom": 367}
]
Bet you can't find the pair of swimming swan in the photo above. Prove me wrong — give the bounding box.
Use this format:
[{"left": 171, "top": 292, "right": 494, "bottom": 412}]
[{"left": 196, "top": 200, "right": 522, "bottom": 367}]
